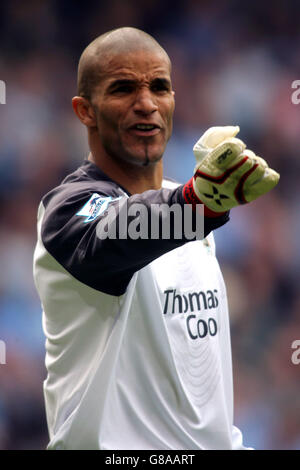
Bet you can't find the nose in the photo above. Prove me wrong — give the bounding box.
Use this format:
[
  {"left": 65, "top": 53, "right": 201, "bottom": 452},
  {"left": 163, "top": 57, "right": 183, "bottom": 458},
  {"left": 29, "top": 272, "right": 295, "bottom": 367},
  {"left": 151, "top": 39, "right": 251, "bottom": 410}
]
[{"left": 133, "top": 87, "right": 158, "bottom": 115}]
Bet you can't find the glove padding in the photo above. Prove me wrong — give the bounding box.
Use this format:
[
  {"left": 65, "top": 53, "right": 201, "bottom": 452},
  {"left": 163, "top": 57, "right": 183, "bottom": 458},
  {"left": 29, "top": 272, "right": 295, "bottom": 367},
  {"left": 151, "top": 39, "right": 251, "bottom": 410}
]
[{"left": 192, "top": 126, "right": 280, "bottom": 212}]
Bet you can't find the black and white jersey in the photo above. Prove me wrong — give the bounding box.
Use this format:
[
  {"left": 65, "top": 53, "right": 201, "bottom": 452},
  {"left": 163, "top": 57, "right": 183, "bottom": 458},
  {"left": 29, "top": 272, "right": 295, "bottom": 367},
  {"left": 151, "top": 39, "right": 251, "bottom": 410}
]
[{"left": 33, "top": 160, "right": 247, "bottom": 450}]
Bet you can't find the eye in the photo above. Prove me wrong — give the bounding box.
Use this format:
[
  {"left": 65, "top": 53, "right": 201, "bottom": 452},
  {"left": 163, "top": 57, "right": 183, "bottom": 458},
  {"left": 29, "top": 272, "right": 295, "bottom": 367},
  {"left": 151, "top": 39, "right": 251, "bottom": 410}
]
[
  {"left": 112, "top": 85, "right": 134, "bottom": 94},
  {"left": 151, "top": 80, "right": 171, "bottom": 93}
]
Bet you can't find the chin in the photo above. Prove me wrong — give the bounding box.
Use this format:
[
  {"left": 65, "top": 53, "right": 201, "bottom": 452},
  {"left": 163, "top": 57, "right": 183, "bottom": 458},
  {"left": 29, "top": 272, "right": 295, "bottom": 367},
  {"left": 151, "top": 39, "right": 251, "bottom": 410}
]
[
  {"left": 135, "top": 153, "right": 163, "bottom": 167},
  {"left": 129, "top": 147, "right": 164, "bottom": 167}
]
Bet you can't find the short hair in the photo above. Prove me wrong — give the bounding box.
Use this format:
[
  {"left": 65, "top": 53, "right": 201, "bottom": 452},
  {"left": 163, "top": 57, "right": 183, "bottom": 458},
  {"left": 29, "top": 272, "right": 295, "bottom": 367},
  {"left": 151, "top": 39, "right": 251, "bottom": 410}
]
[{"left": 77, "top": 27, "right": 170, "bottom": 100}]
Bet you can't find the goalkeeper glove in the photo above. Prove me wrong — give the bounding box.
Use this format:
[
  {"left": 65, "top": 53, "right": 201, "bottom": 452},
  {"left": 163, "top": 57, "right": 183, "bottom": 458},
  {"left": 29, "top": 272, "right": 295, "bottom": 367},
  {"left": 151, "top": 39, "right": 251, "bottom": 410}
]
[{"left": 183, "top": 126, "right": 280, "bottom": 214}]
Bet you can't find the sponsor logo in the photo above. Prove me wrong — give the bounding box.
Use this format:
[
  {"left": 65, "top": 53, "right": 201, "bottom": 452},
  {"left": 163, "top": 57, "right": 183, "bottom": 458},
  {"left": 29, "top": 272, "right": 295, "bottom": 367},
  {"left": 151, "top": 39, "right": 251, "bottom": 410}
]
[
  {"left": 163, "top": 288, "right": 219, "bottom": 314},
  {"left": 163, "top": 288, "right": 219, "bottom": 340},
  {"left": 76, "top": 193, "right": 121, "bottom": 223}
]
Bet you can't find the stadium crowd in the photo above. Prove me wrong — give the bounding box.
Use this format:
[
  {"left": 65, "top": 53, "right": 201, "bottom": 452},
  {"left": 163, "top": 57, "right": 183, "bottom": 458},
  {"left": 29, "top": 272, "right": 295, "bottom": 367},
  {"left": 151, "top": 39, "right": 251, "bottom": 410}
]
[{"left": 0, "top": 0, "right": 299, "bottom": 449}]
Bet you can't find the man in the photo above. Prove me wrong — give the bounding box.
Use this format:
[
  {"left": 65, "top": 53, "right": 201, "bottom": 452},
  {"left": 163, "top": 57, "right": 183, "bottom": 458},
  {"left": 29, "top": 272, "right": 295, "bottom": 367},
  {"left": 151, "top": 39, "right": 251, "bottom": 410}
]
[{"left": 33, "top": 27, "right": 279, "bottom": 450}]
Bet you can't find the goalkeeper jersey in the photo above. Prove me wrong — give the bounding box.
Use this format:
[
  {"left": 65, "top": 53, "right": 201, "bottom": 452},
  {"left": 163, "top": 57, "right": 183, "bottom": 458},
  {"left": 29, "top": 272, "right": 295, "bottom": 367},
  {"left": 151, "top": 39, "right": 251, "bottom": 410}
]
[{"left": 33, "top": 160, "right": 247, "bottom": 450}]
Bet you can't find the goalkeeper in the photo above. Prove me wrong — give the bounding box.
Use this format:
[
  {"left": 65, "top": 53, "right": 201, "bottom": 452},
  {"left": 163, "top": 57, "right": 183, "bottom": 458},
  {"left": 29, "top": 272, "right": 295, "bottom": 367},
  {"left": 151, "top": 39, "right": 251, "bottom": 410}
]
[{"left": 33, "top": 27, "right": 279, "bottom": 450}]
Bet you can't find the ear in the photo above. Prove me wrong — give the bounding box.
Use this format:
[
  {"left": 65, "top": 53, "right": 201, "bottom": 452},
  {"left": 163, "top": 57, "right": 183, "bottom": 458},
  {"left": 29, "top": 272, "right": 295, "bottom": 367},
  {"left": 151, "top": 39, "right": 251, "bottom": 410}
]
[
  {"left": 72, "top": 96, "right": 97, "bottom": 127},
  {"left": 171, "top": 90, "right": 175, "bottom": 109}
]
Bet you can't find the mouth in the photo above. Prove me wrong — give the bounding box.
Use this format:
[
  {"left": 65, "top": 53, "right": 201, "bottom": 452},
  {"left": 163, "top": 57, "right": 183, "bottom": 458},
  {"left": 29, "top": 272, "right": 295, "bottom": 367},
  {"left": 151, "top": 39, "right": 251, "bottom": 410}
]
[{"left": 128, "top": 123, "right": 161, "bottom": 137}]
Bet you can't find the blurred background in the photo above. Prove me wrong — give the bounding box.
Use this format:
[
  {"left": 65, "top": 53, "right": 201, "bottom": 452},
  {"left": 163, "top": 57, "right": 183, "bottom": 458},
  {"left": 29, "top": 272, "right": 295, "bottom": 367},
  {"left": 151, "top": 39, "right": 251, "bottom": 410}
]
[{"left": 0, "top": 0, "right": 299, "bottom": 450}]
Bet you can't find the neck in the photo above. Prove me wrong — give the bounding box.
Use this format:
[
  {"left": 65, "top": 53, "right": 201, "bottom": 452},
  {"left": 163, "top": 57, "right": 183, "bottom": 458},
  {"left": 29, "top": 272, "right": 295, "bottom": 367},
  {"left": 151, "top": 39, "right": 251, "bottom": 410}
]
[
  {"left": 88, "top": 152, "right": 163, "bottom": 194},
  {"left": 87, "top": 139, "right": 163, "bottom": 194}
]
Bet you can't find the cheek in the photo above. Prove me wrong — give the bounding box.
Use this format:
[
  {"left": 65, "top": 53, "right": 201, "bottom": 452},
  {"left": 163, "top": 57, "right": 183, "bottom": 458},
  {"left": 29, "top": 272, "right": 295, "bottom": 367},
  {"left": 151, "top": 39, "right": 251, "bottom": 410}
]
[
  {"left": 98, "top": 112, "right": 117, "bottom": 133},
  {"left": 164, "top": 100, "right": 175, "bottom": 133},
  {"left": 95, "top": 103, "right": 122, "bottom": 134},
  {"left": 164, "top": 97, "right": 175, "bottom": 122}
]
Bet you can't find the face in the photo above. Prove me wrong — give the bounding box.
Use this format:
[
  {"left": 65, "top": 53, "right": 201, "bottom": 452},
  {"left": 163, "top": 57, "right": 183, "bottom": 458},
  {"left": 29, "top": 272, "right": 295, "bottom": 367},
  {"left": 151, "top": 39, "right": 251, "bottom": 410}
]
[{"left": 89, "top": 49, "right": 175, "bottom": 167}]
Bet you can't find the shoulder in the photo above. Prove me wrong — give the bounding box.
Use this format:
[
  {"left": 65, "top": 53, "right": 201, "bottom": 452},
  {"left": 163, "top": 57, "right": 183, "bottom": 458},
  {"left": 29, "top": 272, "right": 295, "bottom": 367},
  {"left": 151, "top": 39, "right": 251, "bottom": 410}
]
[
  {"left": 38, "top": 161, "right": 129, "bottom": 240},
  {"left": 41, "top": 161, "right": 127, "bottom": 214}
]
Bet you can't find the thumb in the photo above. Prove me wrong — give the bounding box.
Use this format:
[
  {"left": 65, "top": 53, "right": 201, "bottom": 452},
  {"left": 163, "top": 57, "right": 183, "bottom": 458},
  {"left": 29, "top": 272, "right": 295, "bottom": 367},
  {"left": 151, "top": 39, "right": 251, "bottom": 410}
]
[
  {"left": 198, "top": 125, "right": 240, "bottom": 149},
  {"left": 193, "top": 126, "right": 241, "bottom": 164}
]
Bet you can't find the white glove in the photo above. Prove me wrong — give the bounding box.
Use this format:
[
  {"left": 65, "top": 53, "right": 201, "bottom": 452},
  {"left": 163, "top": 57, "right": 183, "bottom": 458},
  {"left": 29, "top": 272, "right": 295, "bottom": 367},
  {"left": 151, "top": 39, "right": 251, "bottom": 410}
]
[{"left": 189, "top": 126, "right": 280, "bottom": 212}]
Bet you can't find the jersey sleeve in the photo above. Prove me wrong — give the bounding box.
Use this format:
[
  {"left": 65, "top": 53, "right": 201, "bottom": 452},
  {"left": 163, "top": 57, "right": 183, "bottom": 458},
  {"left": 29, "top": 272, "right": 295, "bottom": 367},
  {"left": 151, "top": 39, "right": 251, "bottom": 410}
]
[{"left": 40, "top": 183, "right": 229, "bottom": 296}]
